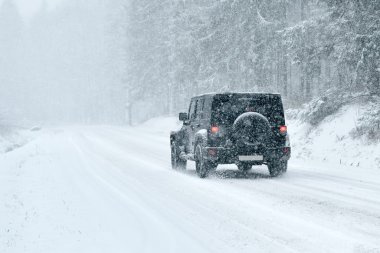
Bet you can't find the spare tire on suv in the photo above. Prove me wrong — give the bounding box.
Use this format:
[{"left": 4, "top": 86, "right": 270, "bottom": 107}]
[
  {"left": 232, "top": 112, "right": 271, "bottom": 146},
  {"left": 232, "top": 112, "right": 273, "bottom": 172}
]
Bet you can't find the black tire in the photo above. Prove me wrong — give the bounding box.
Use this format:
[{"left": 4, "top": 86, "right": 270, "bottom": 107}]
[
  {"left": 195, "top": 145, "right": 215, "bottom": 178},
  {"left": 237, "top": 163, "right": 252, "bottom": 171},
  {"left": 268, "top": 160, "right": 287, "bottom": 177},
  {"left": 171, "top": 141, "right": 187, "bottom": 170}
]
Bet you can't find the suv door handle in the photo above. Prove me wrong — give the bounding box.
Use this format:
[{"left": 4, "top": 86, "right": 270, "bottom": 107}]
[{"left": 191, "top": 123, "right": 200, "bottom": 129}]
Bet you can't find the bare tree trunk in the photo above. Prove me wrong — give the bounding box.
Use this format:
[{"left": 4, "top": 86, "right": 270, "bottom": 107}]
[
  {"left": 325, "top": 58, "right": 331, "bottom": 89},
  {"left": 305, "top": 69, "right": 311, "bottom": 99},
  {"left": 282, "top": 50, "right": 288, "bottom": 97},
  {"left": 300, "top": 0, "right": 305, "bottom": 21},
  {"left": 281, "top": 0, "right": 288, "bottom": 97},
  {"left": 127, "top": 103, "right": 133, "bottom": 126},
  {"left": 276, "top": 42, "right": 281, "bottom": 92},
  {"left": 300, "top": 63, "right": 305, "bottom": 101},
  {"left": 288, "top": 59, "right": 292, "bottom": 99}
]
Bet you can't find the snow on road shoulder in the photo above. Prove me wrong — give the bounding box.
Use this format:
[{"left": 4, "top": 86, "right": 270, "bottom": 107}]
[
  {"left": 0, "top": 126, "right": 40, "bottom": 153},
  {"left": 288, "top": 103, "right": 380, "bottom": 170},
  {"left": 139, "top": 116, "right": 182, "bottom": 135}
]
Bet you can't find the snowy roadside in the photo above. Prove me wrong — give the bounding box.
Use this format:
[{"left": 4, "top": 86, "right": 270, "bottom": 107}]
[
  {"left": 287, "top": 103, "right": 380, "bottom": 170},
  {"left": 0, "top": 126, "right": 40, "bottom": 154}
]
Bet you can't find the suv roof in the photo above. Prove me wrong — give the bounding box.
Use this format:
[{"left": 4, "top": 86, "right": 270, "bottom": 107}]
[{"left": 192, "top": 92, "right": 281, "bottom": 99}]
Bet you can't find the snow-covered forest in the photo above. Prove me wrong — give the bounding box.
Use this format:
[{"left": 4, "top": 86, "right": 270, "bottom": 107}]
[
  {"left": 126, "top": 0, "right": 379, "bottom": 124},
  {"left": 0, "top": 0, "right": 379, "bottom": 126},
  {"left": 1, "top": 1, "right": 380, "bottom": 252}
]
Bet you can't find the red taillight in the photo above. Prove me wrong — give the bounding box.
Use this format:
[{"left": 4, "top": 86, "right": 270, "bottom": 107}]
[
  {"left": 211, "top": 126, "right": 219, "bottom": 134},
  {"left": 208, "top": 148, "right": 217, "bottom": 156},
  {"left": 279, "top": 125, "right": 287, "bottom": 135}
]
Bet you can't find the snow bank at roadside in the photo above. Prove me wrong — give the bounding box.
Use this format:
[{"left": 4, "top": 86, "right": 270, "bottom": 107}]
[
  {"left": 0, "top": 126, "right": 38, "bottom": 153},
  {"left": 139, "top": 116, "right": 181, "bottom": 135},
  {"left": 287, "top": 103, "right": 380, "bottom": 170}
]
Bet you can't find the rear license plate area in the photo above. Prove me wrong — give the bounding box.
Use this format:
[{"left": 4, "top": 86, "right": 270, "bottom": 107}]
[{"left": 238, "top": 155, "right": 264, "bottom": 161}]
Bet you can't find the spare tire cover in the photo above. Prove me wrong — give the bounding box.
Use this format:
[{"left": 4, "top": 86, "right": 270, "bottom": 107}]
[{"left": 232, "top": 112, "right": 271, "bottom": 146}]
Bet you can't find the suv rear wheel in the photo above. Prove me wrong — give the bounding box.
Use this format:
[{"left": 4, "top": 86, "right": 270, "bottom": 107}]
[
  {"left": 268, "top": 160, "right": 287, "bottom": 177},
  {"left": 195, "top": 145, "right": 215, "bottom": 178},
  {"left": 171, "top": 141, "right": 186, "bottom": 170}
]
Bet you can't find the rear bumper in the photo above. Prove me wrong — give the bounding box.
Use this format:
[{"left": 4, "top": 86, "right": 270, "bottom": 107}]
[{"left": 203, "top": 146, "right": 291, "bottom": 164}]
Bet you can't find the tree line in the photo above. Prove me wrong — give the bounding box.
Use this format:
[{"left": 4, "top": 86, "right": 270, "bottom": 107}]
[
  {"left": 0, "top": 0, "right": 378, "bottom": 125},
  {"left": 123, "top": 0, "right": 379, "bottom": 123}
]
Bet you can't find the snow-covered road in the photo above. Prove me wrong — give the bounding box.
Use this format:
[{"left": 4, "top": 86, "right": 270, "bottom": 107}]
[{"left": 1, "top": 122, "right": 380, "bottom": 253}]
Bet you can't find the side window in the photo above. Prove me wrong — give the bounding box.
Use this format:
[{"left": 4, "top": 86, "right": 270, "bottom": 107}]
[
  {"left": 189, "top": 100, "right": 196, "bottom": 120},
  {"left": 192, "top": 99, "right": 199, "bottom": 120},
  {"left": 198, "top": 98, "right": 205, "bottom": 119},
  {"left": 203, "top": 97, "right": 211, "bottom": 118}
]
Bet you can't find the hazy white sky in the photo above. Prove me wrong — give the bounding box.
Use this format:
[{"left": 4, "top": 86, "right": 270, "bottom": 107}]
[{"left": 0, "top": 0, "right": 64, "bottom": 20}]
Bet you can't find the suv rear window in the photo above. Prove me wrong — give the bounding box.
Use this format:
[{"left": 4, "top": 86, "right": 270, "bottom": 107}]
[{"left": 211, "top": 94, "right": 285, "bottom": 126}]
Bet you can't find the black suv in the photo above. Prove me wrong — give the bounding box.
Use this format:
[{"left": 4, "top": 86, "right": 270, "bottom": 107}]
[{"left": 170, "top": 93, "right": 291, "bottom": 178}]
